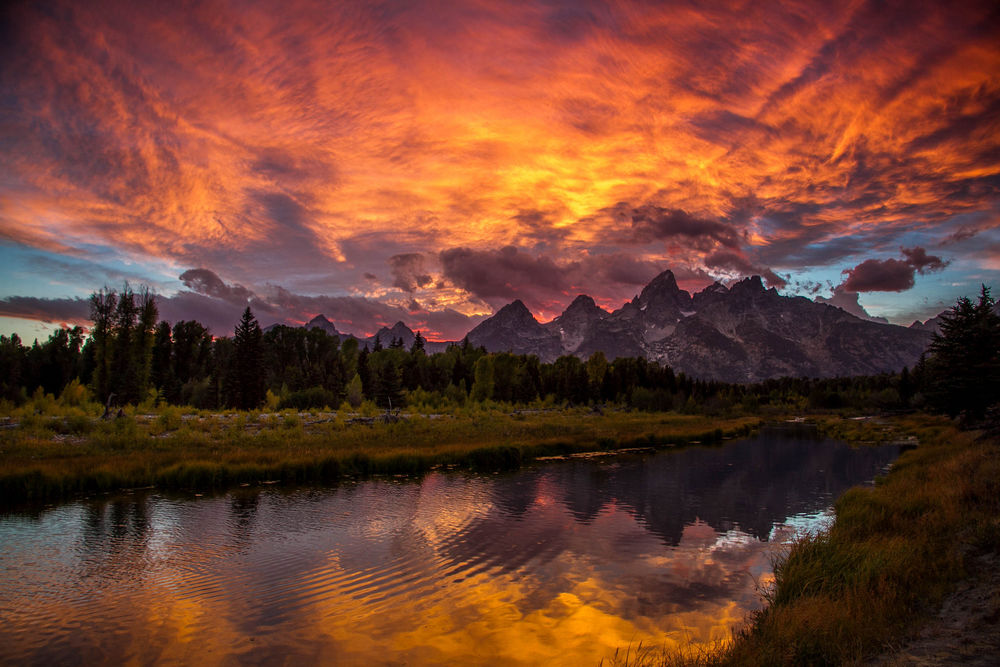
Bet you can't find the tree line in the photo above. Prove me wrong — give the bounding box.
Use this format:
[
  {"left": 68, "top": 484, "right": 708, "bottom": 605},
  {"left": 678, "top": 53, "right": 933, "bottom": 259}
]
[{"left": 1, "top": 284, "right": 997, "bottom": 419}]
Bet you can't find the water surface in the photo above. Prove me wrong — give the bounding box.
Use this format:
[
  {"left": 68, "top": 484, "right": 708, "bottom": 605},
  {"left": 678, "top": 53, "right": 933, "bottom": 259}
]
[{"left": 0, "top": 433, "right": 899, "bottom": 665}]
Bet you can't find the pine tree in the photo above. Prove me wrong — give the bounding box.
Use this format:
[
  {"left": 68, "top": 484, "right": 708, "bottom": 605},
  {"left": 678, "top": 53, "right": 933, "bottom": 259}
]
[
  {"left": 151, "top": 321, "right": 174, "bottom": 398},
  {"left": 232, "top": 307, "right": 265, "bottom": 410},
  {"left": 134, "top": 287, "right": 158, "bottom": 400},
  {"left": 89, "top": 287, "right": 117, "bottom": 402},
  {"left": 411, "top": 331, "right": 426, "bottom": 354},
  {"left": 111, "top": 283, "right": 139, "bottom": 402},
  {"left": 357, "top": 344, "right": 372, "bottom": 398},
  {"left": 924, "top": 285, "right": 1000, "bottom": 419}
]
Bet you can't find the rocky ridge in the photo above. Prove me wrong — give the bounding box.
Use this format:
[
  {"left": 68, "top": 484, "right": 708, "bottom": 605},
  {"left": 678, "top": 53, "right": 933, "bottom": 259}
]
[{"left": 289, "top": 269, "right": 936, "bottom": 382}]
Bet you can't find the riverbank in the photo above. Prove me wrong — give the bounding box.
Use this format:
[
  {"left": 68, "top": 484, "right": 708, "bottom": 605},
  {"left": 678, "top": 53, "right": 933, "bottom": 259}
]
[
  {"left": 0, "top": 404, "right": 760, "bottom": 504},
  {"left": 611, "top": 413, "right": 1000, "bottom": 666}
]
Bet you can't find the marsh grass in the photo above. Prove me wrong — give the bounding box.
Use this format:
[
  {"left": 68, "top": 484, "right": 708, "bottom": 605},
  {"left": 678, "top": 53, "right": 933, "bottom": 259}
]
[{"left": 0, "top": 401, "right": 759, "bottom": 503}]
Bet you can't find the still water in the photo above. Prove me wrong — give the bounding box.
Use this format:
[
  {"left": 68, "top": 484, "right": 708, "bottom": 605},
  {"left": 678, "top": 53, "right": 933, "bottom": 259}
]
[{"left": 0, "top": 433, "right": 900, "bottom": 666}]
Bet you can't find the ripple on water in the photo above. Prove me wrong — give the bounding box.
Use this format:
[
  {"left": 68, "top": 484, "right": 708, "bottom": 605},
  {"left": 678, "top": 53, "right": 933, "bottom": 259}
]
[{"left": 0, "top": 436, "right": 903, "bottom": 665}]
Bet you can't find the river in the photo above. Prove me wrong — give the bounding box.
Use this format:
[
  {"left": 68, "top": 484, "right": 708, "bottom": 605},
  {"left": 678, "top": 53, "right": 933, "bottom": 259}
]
[{"left": 0, "top": 431, "right": 900, "bottom": 665}]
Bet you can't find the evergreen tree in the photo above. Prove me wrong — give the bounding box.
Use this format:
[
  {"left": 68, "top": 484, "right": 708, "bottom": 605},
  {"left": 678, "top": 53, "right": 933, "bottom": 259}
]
[
  {"left": 369, "top": 351, "right": 403, "bottom": 408},
  {"left": 89, "top": 287, "right": 117, "bottom": 402},
  {"left": 924, "top": 285, "right": 1000, "bottom": 419},
  {"left": 357, "top": 344, "right": 372, "bottom": 398},
  {"left": 411, "top": 331, "right": 426, "bottom": 354},
  {"left": 111, "top": 283, "right": 140, "bottom": 402},
  {"left": 151, "top": 321, "right": 174, "bottom": 395},
  {"left": 898, "top": 366, "right": 913, "bottom": 408},
  {"left": 585, "top": 351, "right": 608, "bottom": 402},
  {"left": 133, "top": 287, "right": 158, "bottom": 399},
  {"left": 232, "top": 307, "right": 266, "bottom": 410},
  {"left": 0, "top": 333, "right": 25, "bottom": 402}
]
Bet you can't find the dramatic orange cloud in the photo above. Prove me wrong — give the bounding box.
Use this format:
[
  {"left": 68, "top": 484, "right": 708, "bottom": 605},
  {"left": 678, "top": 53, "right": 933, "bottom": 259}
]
[{"left": 1, "top": 0, "right": 998, "bottom": 337}]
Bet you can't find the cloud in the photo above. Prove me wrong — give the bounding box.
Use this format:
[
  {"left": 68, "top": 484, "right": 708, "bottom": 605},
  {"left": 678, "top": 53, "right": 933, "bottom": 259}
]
[
  {"left": 1, "top": 0, "right": 999, "bottom": 333},
  {"left": 179, "top": 268, "right": 255, "bottom": 306},
  {"left": 0, "top": 296, "right": 92, "bottom": 328},
  {"left": 842, "top": 258, "right": 917, "bottom": 292},
  {"left": 2, "top": 268, "right": 487, "bottom": 341},
  {"left": 604, "top": 204, "right": 741, "bottom": 250},
  {"left": 388, "top": 253, "right": 433, "bottom": 292},
  {"left": 815, "top": 285, "right": 888, "bottom": 323},
  {"left": 440, "top": 246, "right": 573, "bottom": 303},
  {"left": 438, "top": 245, "right": 684, "bottom": 317},
  {"left": 841, "top": 246, "right": 949, "bottom": 293},
  {"left": 703, "top": 250, "right": 787, "bottom": 289},
  {"left": 901, "top": 246, "right": 949, "bottom": 274}
]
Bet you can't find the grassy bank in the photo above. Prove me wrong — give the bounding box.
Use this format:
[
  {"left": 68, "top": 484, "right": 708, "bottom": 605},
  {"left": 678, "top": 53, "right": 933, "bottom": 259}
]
[
  {"left": 615, "top": 414, "right": 1000, "bottom": 666},
  {"left": 0, "top": 401, "right": 759, "bottom": 504}
]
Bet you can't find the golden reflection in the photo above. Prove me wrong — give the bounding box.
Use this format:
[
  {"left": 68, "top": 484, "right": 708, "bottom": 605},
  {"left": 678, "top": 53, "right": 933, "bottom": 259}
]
[{"left": 0, "top": 440, "right": 899, "bottom": 665}]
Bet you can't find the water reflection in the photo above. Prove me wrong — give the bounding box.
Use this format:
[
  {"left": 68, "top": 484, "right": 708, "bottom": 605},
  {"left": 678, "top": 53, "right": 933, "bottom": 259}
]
[{"left": 0, "top": 434, "right": 898, "bottom": 665}]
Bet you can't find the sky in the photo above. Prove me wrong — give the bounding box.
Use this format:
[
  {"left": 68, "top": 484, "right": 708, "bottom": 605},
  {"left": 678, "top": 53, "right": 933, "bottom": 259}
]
[{"left": 1, "top": 0, "right": 999, "bottom": 342}]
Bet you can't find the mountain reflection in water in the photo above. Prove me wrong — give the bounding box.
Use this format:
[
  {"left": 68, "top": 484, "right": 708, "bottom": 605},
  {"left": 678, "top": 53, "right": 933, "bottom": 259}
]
[{"left": 0, "top": 434, "right": 899, "bottom": 666}]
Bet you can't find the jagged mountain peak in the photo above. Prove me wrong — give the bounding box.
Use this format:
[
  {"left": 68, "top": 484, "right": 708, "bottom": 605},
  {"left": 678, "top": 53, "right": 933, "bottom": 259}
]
[
  {"left": 634, "top": 269, "right": 692, "bottom": 321},
  {"left": 561, "top": 294, "right": 607, "bottom": 318},
  {"left": 729, "top": 275, "right": 766, "bottom": 294},
  {"left": 639, "top": 269, "right": 680, "bottom": 297},
  {"left": 304, "top": 314, "right": 340, "bottom": 335},
  {"left": 369, "top": 321, "right": 415, "bottom": 348},
  {"left": 395, "top": 267, "right": 934, "bottom": 381},
  {"left": 493, "top": 299, "right": 537, "bottom": 322},
  {"left": 548, "top": 293, "right": 609, "bottom": 354},
  {"left": 307, "top": 313, "right": 334, "bottom": 325},
  {"left": 703, "top": 281, "right": 728, "bottom": 294},
  {"left": 466, "top": 299, "right": 561, "bottom": 361}
]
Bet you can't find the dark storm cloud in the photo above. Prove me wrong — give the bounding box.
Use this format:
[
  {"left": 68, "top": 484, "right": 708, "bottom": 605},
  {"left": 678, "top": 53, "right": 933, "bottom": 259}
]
[
  {"left": 841, "top": 246, "right": 948, "bottom": 293},
  {"left": 388, "top": 253, "right": 433, "bottom": 292},
  {"left": 179, "top": 268, "right": 255, "bottom": 306},
  {"left": 440, "top": 246, "right": 572, "bottom": 301},
  {"left": 591, "top": 253, "right": 665, "bottom": 287},
  {"left": 901, "top": 246, "right": 949, "bottom": 274},
  {"left": 601, "top": 203, "right": 741, "bottom": 250},
  {"left": 0, "top": 296, "right": 92, "bottom": 329},
  {"left": 842, "top": 259, "right": 916, "bottom": 292},
  {"left": 511, "top": 209, "right": 570, "bottom": 246}
]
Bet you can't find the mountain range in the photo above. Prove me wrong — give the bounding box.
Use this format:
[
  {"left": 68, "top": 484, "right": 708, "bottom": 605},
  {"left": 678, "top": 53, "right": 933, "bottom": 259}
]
[{"left": 284, "top": 270, "right": 937, "bottom": 382}]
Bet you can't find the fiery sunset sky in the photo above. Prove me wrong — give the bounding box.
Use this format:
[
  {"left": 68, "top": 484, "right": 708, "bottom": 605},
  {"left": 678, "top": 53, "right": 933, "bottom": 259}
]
[{"left": 1, "top": 0, "right": 999, "bottom": 341}]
